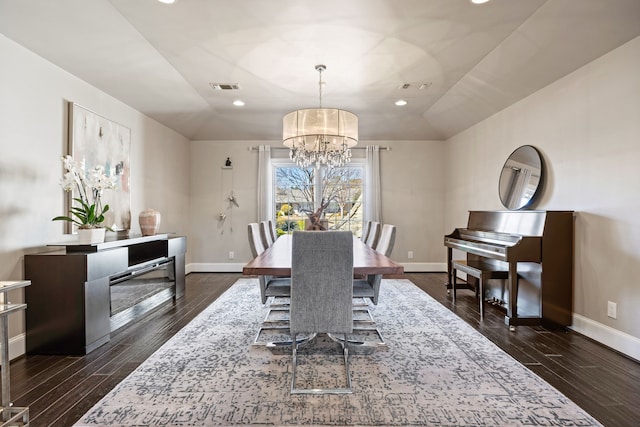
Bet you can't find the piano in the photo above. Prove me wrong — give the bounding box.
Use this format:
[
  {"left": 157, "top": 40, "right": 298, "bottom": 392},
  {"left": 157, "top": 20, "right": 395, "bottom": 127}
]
[{"left": 444, "top": 210, "right": 574, "bottom": 328}]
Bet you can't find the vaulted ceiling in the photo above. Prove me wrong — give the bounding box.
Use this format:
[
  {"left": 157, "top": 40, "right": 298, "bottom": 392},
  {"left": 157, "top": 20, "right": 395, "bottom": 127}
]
[{"left": 1, "top": 0, "right": 639, "bottom": 141}]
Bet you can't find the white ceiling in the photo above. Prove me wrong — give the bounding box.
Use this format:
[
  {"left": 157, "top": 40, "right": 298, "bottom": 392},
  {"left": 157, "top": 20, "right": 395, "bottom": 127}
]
[{"left": 1, "top": 0, "right": 639, "bottom": 141}]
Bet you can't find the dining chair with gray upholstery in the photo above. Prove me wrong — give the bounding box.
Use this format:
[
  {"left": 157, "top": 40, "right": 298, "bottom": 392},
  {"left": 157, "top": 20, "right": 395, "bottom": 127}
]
[
  {"left": 247, "top": 223, "right": 290, "bottom": 305},
  {"left": 353, "top": 224, "right": 395, "bottom": 306},
  {"left": 364, "top": 221, "right": 380, "bottom": 249},
  {"left": 361, "top": 220, "right": 372, "bottom": 242},
  {"left": 268, "top": 219, "right": 278, "bottom": 242},
  {"left": 248, "top": 223, "right": 291, "bottom": 346},
  {"left": 352, "top": 227, "right": 388, "bottom": 344},
  {"left": 289, "top": 230, "right": 354, "bottom": 394},
  {"left": 260, "top": 220, "right": 274, "bottom": 248},
  {"left": 248, "top": 223, "right": 266, "bottom": 258},
  {"left": 375, "top": 224, "right": 396, "bottom": 257},
  {"left": 353, "top": 224, "right": 395, "bottom": 338},
  {"left": 352, "top": 274, "right": 383, "bottom": 306}
]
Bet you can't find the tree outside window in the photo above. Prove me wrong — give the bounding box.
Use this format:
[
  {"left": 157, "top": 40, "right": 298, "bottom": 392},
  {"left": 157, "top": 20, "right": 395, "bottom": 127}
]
[{"left": 274, "top": 164, "right": 364, "bottom": 237}]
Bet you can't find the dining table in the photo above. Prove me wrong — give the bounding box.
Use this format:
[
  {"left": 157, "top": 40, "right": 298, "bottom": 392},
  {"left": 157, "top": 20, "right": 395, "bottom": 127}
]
[{"left": 242, "top": 233, "right": 404, "bottom": 277}]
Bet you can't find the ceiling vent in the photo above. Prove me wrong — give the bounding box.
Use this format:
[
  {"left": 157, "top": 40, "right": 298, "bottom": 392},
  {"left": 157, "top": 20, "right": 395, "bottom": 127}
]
[
  {"left": 399, "top": 82, "right": 432, "bottom": 90},
  {"left": 210, "top": 83, "right": 241, "bottom": 90}
]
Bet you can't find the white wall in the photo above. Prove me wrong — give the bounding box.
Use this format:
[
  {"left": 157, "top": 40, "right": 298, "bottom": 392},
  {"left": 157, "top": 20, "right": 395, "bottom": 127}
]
[
  {"left": 0, "top": 34, "right": 190, "bottom": 358},
  {"left": 189, "top": 141, "right": 266, "bottom": 271},
  {"left": 378, "top": 140, "right": 446, "bottom": 270},
  {"left": 445, "top": 36, "right": 640, "bottom": 359},
  {"left": 188, "top": 140, "right": 446, "bottom": 272}
]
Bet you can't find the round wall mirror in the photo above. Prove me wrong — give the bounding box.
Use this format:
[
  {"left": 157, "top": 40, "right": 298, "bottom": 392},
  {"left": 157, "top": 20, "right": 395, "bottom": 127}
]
[{"left": 498, "top": 145, "right": 543, "bottom": 210}]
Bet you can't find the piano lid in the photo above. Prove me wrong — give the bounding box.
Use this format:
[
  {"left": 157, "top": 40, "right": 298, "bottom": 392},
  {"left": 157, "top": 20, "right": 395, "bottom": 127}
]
[
  {"left": 467, "top": 210, "right": 548, "bottom": 237},
  {"left": 457, "top": 228, "right": 522, "bottom": 246}
]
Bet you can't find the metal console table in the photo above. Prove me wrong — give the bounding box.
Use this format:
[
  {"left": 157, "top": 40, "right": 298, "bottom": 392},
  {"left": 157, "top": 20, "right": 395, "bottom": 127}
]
[{"left": 0, "top": 280, "right": 29, "bottom": 426}]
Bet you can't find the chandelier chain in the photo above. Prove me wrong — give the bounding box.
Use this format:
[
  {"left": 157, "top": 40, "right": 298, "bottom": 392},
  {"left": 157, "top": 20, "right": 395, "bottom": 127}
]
[{"left": 317, "top": 65, "right": 324, "bottom": 108}]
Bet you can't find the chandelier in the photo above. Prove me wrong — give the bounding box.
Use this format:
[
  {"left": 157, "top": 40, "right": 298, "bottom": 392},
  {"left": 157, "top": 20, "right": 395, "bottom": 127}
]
[{"left": 282, "top": 65, "right": 358, "bottom": 168}]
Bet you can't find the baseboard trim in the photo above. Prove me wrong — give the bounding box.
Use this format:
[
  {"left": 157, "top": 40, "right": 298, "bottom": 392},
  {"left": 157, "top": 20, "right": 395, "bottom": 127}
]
[
  {"left": 188, "top": 263, "right": 245, "bottom": 273},
  {"left": 570, "top": 313, "right": 640, "bottom": 362},
  {"left": 400, "top": 262, "right": 446, "bottom": 272},
  {"left": 0, "top": 333, "right": 26, "bottom": 365}
]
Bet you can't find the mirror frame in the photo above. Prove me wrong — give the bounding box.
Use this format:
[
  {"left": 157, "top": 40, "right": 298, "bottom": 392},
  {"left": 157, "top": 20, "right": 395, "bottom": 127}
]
[{"left": 498, "top": 145, "right": 544, "bottom": 210}]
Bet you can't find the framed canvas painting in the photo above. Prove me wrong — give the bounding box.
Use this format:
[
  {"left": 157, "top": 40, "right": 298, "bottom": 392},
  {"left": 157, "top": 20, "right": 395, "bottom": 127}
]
[{"left": 67, "top": 102, "right": 131, "bottom": 233}]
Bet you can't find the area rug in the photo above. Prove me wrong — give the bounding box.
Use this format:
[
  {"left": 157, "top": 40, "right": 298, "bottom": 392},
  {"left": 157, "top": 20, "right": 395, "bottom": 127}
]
[{"left": 76, "top": 279, "right": 601, "bottom": 426}]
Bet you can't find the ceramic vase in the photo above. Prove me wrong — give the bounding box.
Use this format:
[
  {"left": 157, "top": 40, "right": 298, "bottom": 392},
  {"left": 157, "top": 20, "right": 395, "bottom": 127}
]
[
  {"left": 77, "top": 227, "right": 106, "bottom": 244},
  {"left": 139, "top": 209, "right": 161, "bottom": 236}
]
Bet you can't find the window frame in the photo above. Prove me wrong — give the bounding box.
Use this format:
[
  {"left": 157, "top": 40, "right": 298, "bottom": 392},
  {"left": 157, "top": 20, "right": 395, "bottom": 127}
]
[{"left": 271, "top": 158, "right": 366, "bottom": 235}]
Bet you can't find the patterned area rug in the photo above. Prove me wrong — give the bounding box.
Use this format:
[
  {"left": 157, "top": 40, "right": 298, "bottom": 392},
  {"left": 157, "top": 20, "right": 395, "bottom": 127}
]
[{"left": 76, "top": 279, "right": 601, "bottom": 426}]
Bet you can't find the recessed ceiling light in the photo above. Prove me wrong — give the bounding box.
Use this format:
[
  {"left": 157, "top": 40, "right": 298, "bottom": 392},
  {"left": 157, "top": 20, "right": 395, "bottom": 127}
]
[
  {"left": 395, "top": 100, "right": 408, "bottom": 106},
  {"left": 158, "top": 0, "right": 176, "bottom": 4},
  {"left": 470, "top": 0, "right": 491, "bottom": 4},
  {"left": 233, "top": 100, "right": 245, "bottom": 107}
]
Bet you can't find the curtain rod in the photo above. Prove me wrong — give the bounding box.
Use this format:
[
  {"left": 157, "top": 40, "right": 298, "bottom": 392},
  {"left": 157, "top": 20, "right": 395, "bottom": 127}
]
[{"left": 248, "top": 145, "right": 391, "bottom": 151}]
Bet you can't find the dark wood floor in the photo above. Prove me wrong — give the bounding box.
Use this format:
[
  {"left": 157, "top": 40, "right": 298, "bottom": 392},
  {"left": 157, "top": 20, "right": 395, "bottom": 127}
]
[{"left": 8, "top": 272, "right": 640, "bottom": 426}]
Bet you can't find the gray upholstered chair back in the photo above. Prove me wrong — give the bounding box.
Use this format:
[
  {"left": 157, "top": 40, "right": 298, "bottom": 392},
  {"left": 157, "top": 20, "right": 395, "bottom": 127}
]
[
  {"left": 248, "top": 223, "right": 266, "bottom": 258},
  {"left": 365, "top": 221, "right": 380, "bottom": 248},
  {"left": 375, "top": 224, "right": 396, "bottom": 257},
  {"left": 260, "top": 221, "right": 274, "bottom": 248},
  {"left": 290, "top": 231, "right": 353, "bottom": 335},
  {"left": 268, "top": 220, "right": 278, "bottom": 242},
  {"left": 361, "top": 220, "right": 372, "bottom": 242}
]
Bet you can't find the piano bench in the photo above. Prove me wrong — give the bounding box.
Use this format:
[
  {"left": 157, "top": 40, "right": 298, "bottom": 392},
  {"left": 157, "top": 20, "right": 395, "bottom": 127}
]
[{"left": 451, "top": 260, "right": 509, "bottom": 319}]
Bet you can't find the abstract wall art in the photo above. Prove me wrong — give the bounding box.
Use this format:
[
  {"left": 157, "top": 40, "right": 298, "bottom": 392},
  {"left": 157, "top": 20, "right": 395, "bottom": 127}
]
[{"left": 68, "top": 102, "right": 131, "bottom": 233}]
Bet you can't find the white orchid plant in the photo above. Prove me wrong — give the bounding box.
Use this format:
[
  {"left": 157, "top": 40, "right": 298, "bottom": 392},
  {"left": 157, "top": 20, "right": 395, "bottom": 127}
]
[{"left": 52, "top": 155, "right": 116, "bottom": 230}]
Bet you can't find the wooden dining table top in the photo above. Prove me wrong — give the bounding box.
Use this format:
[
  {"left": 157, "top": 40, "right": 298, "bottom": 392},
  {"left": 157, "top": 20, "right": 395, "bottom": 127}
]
[{"left": 242, "top": 234, "right": 404, "bottom": 277}]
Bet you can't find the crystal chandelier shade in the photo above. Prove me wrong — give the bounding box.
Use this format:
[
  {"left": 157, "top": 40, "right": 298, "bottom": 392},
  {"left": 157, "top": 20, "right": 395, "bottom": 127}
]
[{"left": 282, "top": 65, "right": 358, "bottom": 168}]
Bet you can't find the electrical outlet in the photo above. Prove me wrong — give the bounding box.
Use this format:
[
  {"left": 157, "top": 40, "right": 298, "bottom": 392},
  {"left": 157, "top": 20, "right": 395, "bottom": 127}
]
[
  {"left": 607, "top": 301, "right": 617, "bottom": 319},
  {"left": 408, "top": 251, "right": 414, "bottom": 259},
  {"left": 228, "top": 251, "right": 235, "bottom": 260}
]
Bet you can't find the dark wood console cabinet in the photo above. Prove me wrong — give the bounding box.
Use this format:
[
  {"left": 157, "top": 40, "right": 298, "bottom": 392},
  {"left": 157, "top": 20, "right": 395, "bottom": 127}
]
[{"left": 24, "top": 234, "right": 186, "bottom": 355}]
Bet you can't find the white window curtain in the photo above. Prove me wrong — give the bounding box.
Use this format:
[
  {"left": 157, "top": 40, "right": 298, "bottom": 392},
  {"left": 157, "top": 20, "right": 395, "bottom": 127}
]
[
  {"left": 364, "top": 145, "right": 381, "bottom": 223},
  {"left": 257, "top": 145, "right": 273, "bottom": 221}
]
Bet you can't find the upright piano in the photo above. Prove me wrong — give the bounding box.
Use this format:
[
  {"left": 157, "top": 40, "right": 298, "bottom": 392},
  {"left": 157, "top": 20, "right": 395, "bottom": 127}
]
[{"left": 444, "top": 210, "right": 574, "bottom": 328}]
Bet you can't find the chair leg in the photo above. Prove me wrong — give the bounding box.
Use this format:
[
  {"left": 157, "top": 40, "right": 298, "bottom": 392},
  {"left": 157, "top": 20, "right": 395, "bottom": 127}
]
[
  {"left": 479, "top": 278, "right": 484, "bottom": 319},
  {"left": 343, "top": 333, "right": 352, "bottom": 391},
  {"left": 265, "top": 333, "right": 314, "bottom": 348},
  {"left": 331, "top": 305, "right": 387, "bottom": 347},
  {"left": 290, "top": 333, "right": 353, "bottom": 395},
  {"left": 253, "top": 324, "right": 290, "bottom": 346},
  {"left": 290, "top": 333, "right": 298, "bottom": 392}
]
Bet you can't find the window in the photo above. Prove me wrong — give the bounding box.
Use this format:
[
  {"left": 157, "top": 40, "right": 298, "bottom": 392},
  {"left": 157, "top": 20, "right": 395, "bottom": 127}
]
[{"left": 273, "top": 162, "right": 365, "bottom": 237}]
